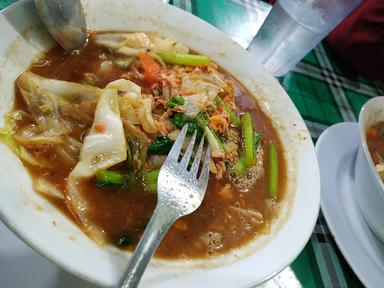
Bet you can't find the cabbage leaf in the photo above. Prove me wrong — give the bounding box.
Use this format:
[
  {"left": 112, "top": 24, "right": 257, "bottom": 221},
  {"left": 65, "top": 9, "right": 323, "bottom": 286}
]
[{"left": 66, "top": 88, "right": 127, "bottom": 242}]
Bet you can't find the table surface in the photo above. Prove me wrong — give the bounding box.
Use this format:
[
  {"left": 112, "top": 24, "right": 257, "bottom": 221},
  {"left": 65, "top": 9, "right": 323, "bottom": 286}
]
[{"left": 2, "top": 0, "right": 382, "bottom": 287}]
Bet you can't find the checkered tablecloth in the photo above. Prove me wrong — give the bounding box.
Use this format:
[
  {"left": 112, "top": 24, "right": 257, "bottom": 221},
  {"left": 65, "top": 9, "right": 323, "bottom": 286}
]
[{"left": 2, "top": 0, "right": 381, "bottom": 287}]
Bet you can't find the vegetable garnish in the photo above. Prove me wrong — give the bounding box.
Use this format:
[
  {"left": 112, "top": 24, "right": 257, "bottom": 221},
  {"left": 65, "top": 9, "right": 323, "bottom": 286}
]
[
  {"left": 232, "top": 154, "right": 246, "bottom": 176},
  {"left": 95, "top": 170, "right": 126, "bottom": 187},
  {"left": 158, "top": 53, "right": 211, "bottom": 66},
  {"left": 171, "top": 113, "right": 198, "bottom": 134},
  {"left": 215, "top": 96, "right": 241, "bottom": 127},
  {"left": 167, "top": 95, "right": 185, "bottom": 108},
  {"left": 138, "top": 52, "right": 161, "bottom": 85},
  {"left": 268, "top": 143, "right": 279, "bottom": 198},
  {"left": 254, "top": 133, "right": 263, "bottom": 149},
  {"left": 242, "top": 113, "right": 255, "bottom": 167},
  {"left": 94, "top": 123, "right": 106, "bottom": 133},
  {"left": 148, "top": 136, "right": 174, "bottom": 155},
  {"left": 145, "top": 168, "right": 160, "bottom": 193},
  {"left": 367, "top": 127, "right": 378, "bottom": 140}
]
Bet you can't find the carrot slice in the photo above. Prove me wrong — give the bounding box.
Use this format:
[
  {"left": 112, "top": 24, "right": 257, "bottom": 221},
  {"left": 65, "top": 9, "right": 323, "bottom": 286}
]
[
  {"left": 94, "top": 123, "right": 106, "bottom": 133},
  {"left": 138, "top": 52, "right": 161, "bottom": 85},
  {"left": 367, "top": 127, "right": 378, "bottom": 140}
]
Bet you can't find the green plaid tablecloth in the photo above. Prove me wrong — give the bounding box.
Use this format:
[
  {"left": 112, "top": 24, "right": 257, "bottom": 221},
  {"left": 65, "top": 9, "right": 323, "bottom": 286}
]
[{"left": 2, "top": 0, "right": 382, "bottom": 287}]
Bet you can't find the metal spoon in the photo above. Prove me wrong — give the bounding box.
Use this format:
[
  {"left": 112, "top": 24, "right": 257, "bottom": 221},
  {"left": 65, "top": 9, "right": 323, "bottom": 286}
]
[{"left": 34, "top": 0, "right": 87, "bottom": 53}]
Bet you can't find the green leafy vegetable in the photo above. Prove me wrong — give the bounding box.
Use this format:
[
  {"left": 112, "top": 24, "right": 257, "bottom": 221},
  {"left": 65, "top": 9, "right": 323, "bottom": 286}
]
[
  {"left": 148, "top": 136, "right": 174, "bottom": 155},
  {"left": 171, "top": 113, "right": 197, "bottom": 134},
  {"left": 167, "top": 95, "right": 185, "bottom": 108},
  {"left": 158, "top": 53, "right": 211, "bottom": 66},
  {"left": 215, "top": 96, "right": 241, "bottom": 127},
  {"left": 171, "top": 113, "right": 188, "bottom": 129},
  {"left": 268, "top": 143, "right": 278, "bottom": 198}
]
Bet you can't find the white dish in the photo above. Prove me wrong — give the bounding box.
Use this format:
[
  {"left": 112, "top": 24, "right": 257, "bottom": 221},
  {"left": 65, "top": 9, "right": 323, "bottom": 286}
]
[
  {"left": 316, "top": 122, "right": 384, "bottom": 288},
  {"left": 355, "top": 96, "right": 384, "bottom": 242},
  {"left": 0, "top": 221, "right": 97, "bottom": 288},
  {"left": 0, "top": 0, "right": 320, "bottom": 287}
]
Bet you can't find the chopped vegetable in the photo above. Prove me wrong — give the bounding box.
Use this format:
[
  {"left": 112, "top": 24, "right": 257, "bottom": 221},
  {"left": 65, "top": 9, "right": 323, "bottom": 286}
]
[
  {"left": 145, "top": 168, "right": 160, "bottom": 193},
  {"left": 229, "top": 206, "right": 263, "bottom": 224},
  {"left": 215, "top": 96, "right": 241, "bottom": 127},
  {"left": 182, "top": 94, "right": 208, "bottom": 118},
  {"left": 137, "top": 98, "right": 158, "bottom": 134},
  {"left": 242, "top": 113, "right": 255, "bottom": 167},
  {"left": 167, "top": 95, "right": 185, "bottom": 108},
  {"left": 138, "top": 141, "right": 148, "bottom": 179},
  {"left": 171, "top": 113, "right": 187, "bottom": 129},
  {"left": 114, "top": 57, "right": 135, "bottom": 68},
  {"left": 158, "top": 53, "right": 211, "bottom": 66},
  {"left": 171, "top": 113, "right": 197, "bottom": 134},
  {"left": 138, "top": 52, "right": 161, "bottom": 85},
  {"left": 232, "top": 154, "right": 246, "bottom": 176},
  {"left": 231, "top": 133, "right": 262, "bottom": 177},
  {"left": 94, "top": 123, "right": 106, "bottom": 133},
  {"left": 268, "top": 143, "right": 278, "bottom": 198},
  {"left": 195, "top": 113, "right": 225, "bottom": 153},
  {"left": 82, "top": 73, "right": 99, "bottom": 86},
  {"left": 254, "top": 132, "right": 263, "bottom": 149},
  {"left": 125, "top": 143, "right": 136, "bottom": 188},
  {"left": 95, "top": 170, "right": 125, "bottom": 187},
  {"left": 367, "top": 127, "right": 378, "bottom": 140},
  {"left": 204, "top": 126, "right": 224, "bottom": 153},
  {"left": 148, "top": 136, "right": 174, "bottom": 155}
]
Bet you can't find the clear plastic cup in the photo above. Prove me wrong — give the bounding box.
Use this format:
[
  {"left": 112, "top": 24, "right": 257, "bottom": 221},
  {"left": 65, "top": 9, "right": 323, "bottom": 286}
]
[{"left": 248, "top": 0, "right": 363, "bottom": 77}]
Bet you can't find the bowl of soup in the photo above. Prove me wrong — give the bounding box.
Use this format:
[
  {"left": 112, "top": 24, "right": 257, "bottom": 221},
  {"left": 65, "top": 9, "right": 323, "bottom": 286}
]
[
  {"left": 355, "top": 96, "right": 384, "bottom": 242},
  {"left": 0, "top": 0, "right": 320, "bottom": 287}
]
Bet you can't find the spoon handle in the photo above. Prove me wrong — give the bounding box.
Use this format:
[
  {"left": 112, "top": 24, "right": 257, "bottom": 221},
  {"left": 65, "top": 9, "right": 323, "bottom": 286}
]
[{"left": 117, "top": 204, "right": 177, "bottom": 288}]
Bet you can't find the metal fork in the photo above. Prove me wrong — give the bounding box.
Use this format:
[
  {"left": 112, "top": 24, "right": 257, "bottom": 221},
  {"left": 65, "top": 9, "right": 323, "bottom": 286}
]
[{"left": 117, "top": 124, "right": 211, "bottom": 288}]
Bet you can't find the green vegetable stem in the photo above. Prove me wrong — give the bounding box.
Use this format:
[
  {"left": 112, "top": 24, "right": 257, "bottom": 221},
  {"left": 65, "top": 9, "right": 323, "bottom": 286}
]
[
  {"left": 268, "top": 143, "right": 278, "bottom": 198},
  {"left": 215, "top": 96, "right": 241, "bottom": 127},
  {"left": 242, "top": 112, "right": 255, "bottom": 167},
  {"left": 158, "top": 53, "right": 211, "bottom": 66},
  {"left": 167, "top": 95, "right": 185, "bottom": 108},
  {"left": 145, "top": 168, "right": 160, "bottom": 193}
]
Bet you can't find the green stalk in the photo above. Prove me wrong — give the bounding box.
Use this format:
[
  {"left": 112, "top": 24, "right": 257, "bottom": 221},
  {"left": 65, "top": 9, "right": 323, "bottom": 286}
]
[
  {"left": 196, "top": 113, "right": 226, "bottom": 153},
  {"left": 158, "top": 53, "right": 211, "bottom": 66},
  {"left": 268, "top": 143, "right": 279, "bottom": 198},
  {"left": 232, "top": 154, "right": 247, "bottom": 176},
  {"left": 215, "top": 96, "right": 241, "bottom": 127},
  {"left": 242, "top": 112, "right": 255, "bottom": 167},
  {"left": 167, "top": 95, "right": 185, "bottom": 108},
  {"left": 138, "top": 141, "right": 148, "bottom": 180},
  {"left": 95, "top": 170, "right": 125, "bottom": 187},
  {"left": 254, "top": 133, "right": 263, "bottom": 149},
  {"left": 145, "top": 169, "right": 160, "bottom": 193}
]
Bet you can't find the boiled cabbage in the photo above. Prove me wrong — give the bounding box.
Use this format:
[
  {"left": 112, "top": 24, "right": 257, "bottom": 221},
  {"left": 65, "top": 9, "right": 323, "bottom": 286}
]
[{"left": 66, "top": 88, "right": 127, "bottom": 242}]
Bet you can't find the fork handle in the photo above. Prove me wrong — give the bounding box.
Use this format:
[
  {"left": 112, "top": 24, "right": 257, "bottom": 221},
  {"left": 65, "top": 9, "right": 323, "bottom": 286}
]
[{"left": 117, "top": 204, "right": 177, "bottom": 288}]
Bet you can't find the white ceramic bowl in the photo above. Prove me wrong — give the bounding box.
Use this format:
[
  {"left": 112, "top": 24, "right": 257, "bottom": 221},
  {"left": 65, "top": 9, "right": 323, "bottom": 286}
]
[
  {"left": 0, "top": 0, "right": 320, "bottom": 287},
  {"left": 355, "top": 96, "right": 384, "bottom": 242}
]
